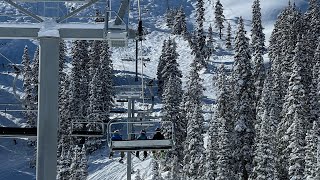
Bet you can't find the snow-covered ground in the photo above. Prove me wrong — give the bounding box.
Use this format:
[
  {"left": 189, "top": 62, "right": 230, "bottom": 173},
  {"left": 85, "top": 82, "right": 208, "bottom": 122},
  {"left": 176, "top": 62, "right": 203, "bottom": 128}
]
[{"left": 0, "top": 0, "right": 308, "bottom": 179}]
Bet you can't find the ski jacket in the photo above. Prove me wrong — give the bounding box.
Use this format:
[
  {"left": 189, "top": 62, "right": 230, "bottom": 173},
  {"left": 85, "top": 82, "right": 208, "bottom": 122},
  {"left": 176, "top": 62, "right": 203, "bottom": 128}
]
[
  {"left": 111, "top": 133, "right": 122, "bottom": 141},
  {"left": 152, "top": 132, "right": 164, "bottom": 140},
  {"left": 137, "top": 133, "right": 147, "bottom": 140}
]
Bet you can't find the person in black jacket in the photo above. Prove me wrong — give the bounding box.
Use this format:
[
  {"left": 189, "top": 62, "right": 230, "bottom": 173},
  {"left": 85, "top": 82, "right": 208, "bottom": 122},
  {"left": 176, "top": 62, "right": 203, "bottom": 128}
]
[
  {"left": 152, "top": 128, "right": 165, "bottom": 159},
  {"left": 152, "top": 128, "right": 164, "bottom": 140}
]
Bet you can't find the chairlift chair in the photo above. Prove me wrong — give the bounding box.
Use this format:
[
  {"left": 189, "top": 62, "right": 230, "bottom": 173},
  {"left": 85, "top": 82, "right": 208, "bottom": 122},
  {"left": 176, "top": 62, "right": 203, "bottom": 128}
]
[
  {"left": 107, "top": 120, "right": 175, "bottom": 151},
  {"left": 0, "top": 104, "right": 37, "bottom": 138},
  {"left": 71, "top": 118, "right": 105, "bottom": 137},
  {"left": 0, "top": 126, "right": 37, "bottom": 137}
]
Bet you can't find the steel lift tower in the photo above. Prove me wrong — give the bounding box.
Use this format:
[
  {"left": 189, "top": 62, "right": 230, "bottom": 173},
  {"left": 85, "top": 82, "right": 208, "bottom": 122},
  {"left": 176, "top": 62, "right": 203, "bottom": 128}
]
[{"left": 0, "top": 0, "right": 131, "bottom": 179}]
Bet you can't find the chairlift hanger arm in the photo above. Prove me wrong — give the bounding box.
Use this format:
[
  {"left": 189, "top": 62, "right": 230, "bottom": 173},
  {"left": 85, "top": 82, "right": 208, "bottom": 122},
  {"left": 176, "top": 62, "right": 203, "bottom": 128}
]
[
  {"left": 57, "top": 0, "right": 100, "bottom": 23},
  {"left": 3, "top": 0, "right": 44, "bottom": 22}
]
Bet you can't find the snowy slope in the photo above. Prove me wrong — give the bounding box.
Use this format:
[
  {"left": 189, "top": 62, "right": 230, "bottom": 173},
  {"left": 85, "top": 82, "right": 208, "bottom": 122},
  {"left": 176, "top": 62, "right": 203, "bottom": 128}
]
[{"left": 0, "top": 0, "right": 309, "bottom": 179}]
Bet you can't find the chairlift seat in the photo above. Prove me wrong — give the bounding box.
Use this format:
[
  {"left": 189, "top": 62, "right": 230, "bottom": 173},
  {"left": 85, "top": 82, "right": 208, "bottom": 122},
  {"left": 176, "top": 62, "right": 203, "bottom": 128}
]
[
  {"left": 0, "top": 127, "right": 37, "bottom": 137},
  {"left": 71, "top": 120, "right": 105, "bottom": 137},
  {"left": 132, "top": 123, "right": 155, "bottom": 127},
  {"left": 71, "top": 130, "right": 104, "bottom": 137},
  {"left": 116, "top": 99, "right": 129, "bottom": 102},
  {"left": 110, "top": 109, "right": 127, "bottom": 113},
  {"left": 111, "top": 139, "right": 173, "bottom": 151}
]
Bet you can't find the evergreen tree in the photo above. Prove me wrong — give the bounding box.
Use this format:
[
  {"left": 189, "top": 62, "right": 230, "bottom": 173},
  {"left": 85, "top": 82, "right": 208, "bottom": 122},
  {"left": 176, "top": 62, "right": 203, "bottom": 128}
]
[
  {"left": 172, "top": 6, "right": 187, "bottom": 35},
  {"left": 166, "top": 8, "right": 177, "bottom": 28},
  {"left": 21, "top": 46, "right": 36, "bottom": 128},
  {"left": 99, "top": 41, "right": 114, "bottom": 118},
  {"left": 183, "top": 61, "right": 206, "bottom": 180},
  {"left": 304, "top": 121, "right": 318, "bottom": 180},
  {"left": 70, "top": 145, "right": 88, "bottom": 180},
  {"left": 157, "top": 40, "right": 168, "bottom": 97},
  {"left": 215, "top": 0, "right": 225, "bottom": 39},
  {"left": 225, "top": 22, "right": 232, "bottom": 49},
  {"left": 251, "top": 109, "right": 277, "bottom": 180},
  {"left": 207, "top": 65, "right": 234, "bottom": 180},
  {"left": 31, "top": 46, "right": 39, "bottom": 106},
  {"left": 269, "top": 3, "right": 303, "bottom": 100},
  {"left": 206, "top": 112, "right": 219, "bottom": 180},
  {"left": 57, "top": 149, "right": 72, "bottom": 180},
  {"left": 135, "top": 169, "right": 143, "bottom": 180},
  {"left": 232, "top": 17, "right": 255, "bottom": 180},
  {"left": 78, "top": 40, "right": 91, "bottom": 117},
  {"left": 304, "top": 0, "right": 320, "bottom": 62},
  {"left": 190, "top": 0, "right": 207, "bottom": 68},
  {"left": 251, "top": 0, "right": 266, "bottom": 105},
  {"left": 206, "top": 24, "right": 215, "bottom": 59},
  {"left": 56, "top": 40, "right": 72, "bottom": 180},
  {"left": 288, "top": 112, "right": 305, "bottom": 180},
  {"left": 170, "top": 154, "right": 181, "bottom": 180},
  {"left": 216, "top": 116, "right": 233, "bottom": 180},
  {"left": 278, "top": 42, "right": 308, "bottom": 179},
  {"left": 69, "top": 40, "right": 85, "bottom": 141},
  {"left": 89, "top": 40, "right": 103, "bottom": 80},
  {"left": 151, "top": 159, "right": 163, "bottom": 180}
]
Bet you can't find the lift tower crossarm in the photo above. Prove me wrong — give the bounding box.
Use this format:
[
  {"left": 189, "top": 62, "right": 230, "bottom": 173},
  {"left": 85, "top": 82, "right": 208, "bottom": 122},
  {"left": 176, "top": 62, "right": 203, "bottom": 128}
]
[
  {"left": 4, "top": 0, "right": 44, "bottom": 22},
  {"left": 57, "top": 0, "right": 100, "bottom": 23},
  {"left": 115, "top": 0, "right": 129, "bottom": 25}
]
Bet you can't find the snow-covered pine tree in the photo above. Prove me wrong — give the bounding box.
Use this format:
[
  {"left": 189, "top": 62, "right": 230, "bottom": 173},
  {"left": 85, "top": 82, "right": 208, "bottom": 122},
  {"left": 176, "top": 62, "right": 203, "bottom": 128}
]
[
  {"left": 172, "top": 6, "right": 187, "bottom": 36},
  {"left": 254, "top": 71, "right": 272, "bottom": 141},
  {"left": 166, "top": 8, "right": 177, "bottom": 28},
  {"left": 56, "top": 40, "right": 73, "bottom": 179},
  {"left": 160, "top": 38, "right": 183, "bottom": 171},
  {"left": 288, "top": 111, "right": 305, "bottom": 180},
  {"left": 269, "top": 3, "right": 303, "bottom": 100},
  {"left": 190, "top": 0, "right": 207, "bottom": 68},
  {"left": 316, "top": 136, "right": 320, "bottom": 179},
  {"left": 69, "top": 40, "right": 85, "bottom": 140},
  {"left": 57, "top": 148, "right": 72, "bottom": 180},
  {"left": 170, "top": 154, "right": 181, "bottom": 180},
  {"left": 135, "top": 169, "right": 143, "bottom": 180},
  {"left": 215, "top": 0, "right": 225, "bottom": 39},
  {"left": 225, "top": 22, "right": 232, "bottom": 50},
  {"left": 206, "top": 112, "right": 218, "bottom": 180},
  {"left": 89, "top": 40, "right": 103, "bottom": 81},
  {"left": 308, "top": 40, "right": 320, "bottom": 132},
  {"left": 21, "top": 46, "right": 36, "bottom": 128},
  {"left": 304, "top": 121, "right": 318, "bottom": 180},
  {"left": 206, "top": 65, "right": 228, "bottom": 180},
  {"left": 232, "top": 17, "right": 255, "bottom": 180},
  {"left": 205, "top": 24, "right": 215, "bottom": 59},
  {"left": 183, "top": 60, "right": 206, "bottom": 180},
  {"left": 78, "top": 40, "right": 91, "bottom": 117},
  {"left": 157, "top": 40, "right": 168, "bottom": 97},
  {"left": 303, "top": 0, "right": 320, "bottom": 62},
  {"left": 251, "top": 0, "right": 265, "bottom": 106},
  {"left": 250, "top": 109, "right": 277, "bottom": 180},
  {"left": 278, "top": 40, "right": 308, "bottom": 179},
  {"left": 70, "top": 145, "right": 88, "bottom": 180},
  {"left": 151, "top": 159, "right": 163, "bottom": 180},
  {"left": 31, "top": 46, "right": 39, "bottom": 107},
  {"left": 161, "top": 39, "right": 182, "bottom": 88},
  {"left": 216, "top": 117, "right": 233, "bottom": 180},
  {"left": 99, "top": 41, "right": 114, "bottom": 120},
  {"left": 86, "top": 64, "right": 104, "bottom": 153}
]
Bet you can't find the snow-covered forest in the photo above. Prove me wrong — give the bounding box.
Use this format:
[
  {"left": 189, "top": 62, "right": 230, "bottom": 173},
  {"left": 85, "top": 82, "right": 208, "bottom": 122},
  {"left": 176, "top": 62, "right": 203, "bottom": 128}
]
[{"left": 0, "top": 0, "right": 320, "bottom": 179}]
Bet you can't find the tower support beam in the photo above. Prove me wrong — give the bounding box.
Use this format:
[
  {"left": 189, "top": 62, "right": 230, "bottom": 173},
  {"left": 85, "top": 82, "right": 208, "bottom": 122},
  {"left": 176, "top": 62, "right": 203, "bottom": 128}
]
[{"left": 36, "top": 36, "right": 60, "bottom": 180}]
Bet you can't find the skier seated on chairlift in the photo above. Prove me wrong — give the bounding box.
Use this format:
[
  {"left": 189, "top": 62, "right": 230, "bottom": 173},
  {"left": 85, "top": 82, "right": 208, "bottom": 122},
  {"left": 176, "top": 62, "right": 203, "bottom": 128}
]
[
  {"left": 136, "top": 129, "right": 148, "bottom": 160},
  {"left": 152, "top": 128, "right": 164, "bottom": 140},
  {"left": 109, "top": 130, "right": 125, "bottom": 163},
  {"left": 152, "top": 128, "right": 165, "bottom": 159}
]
